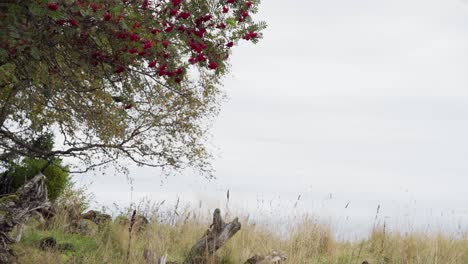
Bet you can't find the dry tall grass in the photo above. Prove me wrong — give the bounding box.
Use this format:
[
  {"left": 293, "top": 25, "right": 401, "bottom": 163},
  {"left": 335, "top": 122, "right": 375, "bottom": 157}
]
[{"left": 11, "top": 196, "right": 468, "bottom": 264}]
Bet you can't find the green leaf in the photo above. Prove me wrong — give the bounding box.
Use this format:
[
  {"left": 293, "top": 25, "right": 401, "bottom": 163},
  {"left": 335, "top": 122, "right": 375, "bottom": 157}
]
[
  {"left": 111, "top": 5, "right": 123, "bottom": 14},
  {"left": 29, "top": 5, "right": 45, "bottom": 16},
  {"left": 0, "top": 63, "right": 18, "bottom": 84},
  {"left": 121, "top": 19, "right": 129, "bottom": 30},
  {"left": 8, "top": 4, "right": 22, "bottom": 15},
  {"left": 8, "top": 26, "right": 21, "bottom": 39},
  {"left": 48, "top": 11, "right": 63, "bottom": 20},
  {"left": 0, "top": 49, "right": 7, "bottom": 61},
  {"left": 30, "top": 47, "right": 41, "bottom": 60},
  {"left": 79, "top": 8, "right": 90, "bottom": 17},
  {"left": 226, "top": 17, "right": 236, "bottom": 27}
]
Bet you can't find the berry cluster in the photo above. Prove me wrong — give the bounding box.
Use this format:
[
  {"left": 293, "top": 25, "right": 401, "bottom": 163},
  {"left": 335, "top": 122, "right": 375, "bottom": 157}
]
[{"left": 20, "top": 0, "right": 263, "bottom": 86}]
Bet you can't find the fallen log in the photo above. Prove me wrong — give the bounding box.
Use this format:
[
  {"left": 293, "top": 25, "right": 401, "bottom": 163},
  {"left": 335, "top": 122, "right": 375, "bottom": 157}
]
[
  {"left": 0, "top": 173, "right": 50, "bottom": 263},
  {"left": 184, "top": 208, "right": 241, "bottom": 264}
]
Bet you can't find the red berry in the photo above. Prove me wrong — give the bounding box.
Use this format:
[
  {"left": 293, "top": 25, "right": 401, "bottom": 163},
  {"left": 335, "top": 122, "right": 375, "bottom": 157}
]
[
  {"left": 203, "top": 15, "right": 212, "bottom": 22},
  {"left": 177, "top": 25, "right": 185, "bottom": 32},
  {"left": 151, "top": 28, "right": 161, "bottom": 34},
  {"left": 193, "top": 28, "right": 206, "bottom": 38},
  {"left": 170, "top": 9, "right": 178, "bottom": 16},
  {"left": 178, "top": 12, "right": 190, "bottom": 19},
  {"left": 158, "top": 64, "right": 168, "bottom": 76},
  {"left": 103, "top": 13, "right": 112, "bottom": 21},
  {"left": 142, "top": 0, "right": 149, "bottom": 9},
  {"left": 243, "top": 31, "right": 257, "bottom": 40},
  {"left": 69, "top": 19, "right": 78, "bottom": 27},
  {"left": 227, "top": 0, "right": 235, "bottom": 3},
  {"left": 222, "top": 6, "right": 229, "bottom": 13},
  {"left": 195, "top": 17, "right": 204, "bottom": 26},
  {"left": 208, "top": 61, "right": 218, "bottom": 70},
  {"left": 129, "top": 48, "right": 138, "bottom": 54},
  {"left": 246, "top": 1, "right": 253, "bottom": 8},
  {"left": 89, "top": 3, "right": 99, "bottom": 12},
  {"left": 115, "top": 66, "right": 125, "bottom": 73},
  {"left": 148, "top": 61, "right": 157, "bottom": 68},
  {"left": 116, "top": 32, "right": 127, "bottom": 39},
  {"left": 47, "top": 2, "right": 59, "bottom": 11},
  {"left": 130, "top": 33, "right": 140, "bottom": 41},
  {"left": 190, "top": 41, "right": 206, "bottom": 53},
  {"left": 226, "top": 41, "right": 234, "bottom": 47},
  {"left": 242, "top": 11, "right": 249, "bottom": 18},
  {"left": 196, "top": 53, "right": 206, "bottom": 62},
  {"left": 164, "top": 24, "right": 174, "bottom": 32},
  {"left": 143, "top": 40, "right": 152, "bottom": 49},
  {"left": 162, "top": 40, "right": 169, "bottom": 48},
  {"left": 133, "top": 22, "right": 141, "bottom": 29},
  {"left": 166, "top": 71, "right": 175, "bottom": 77},
  {"left": 172, "top": 0, "right": 182, "bottom": 6}
]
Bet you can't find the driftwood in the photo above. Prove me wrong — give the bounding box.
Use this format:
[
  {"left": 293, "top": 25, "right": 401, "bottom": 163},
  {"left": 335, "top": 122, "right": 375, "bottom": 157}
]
[
  {"left": 126, "top": 210, "right": 137, "bottom": 264},
  {"left": 0, "top": 173, "right": 50, "bottom": 263},
  {"left": 184, "top": 208, "right": 241, "bottom": 264},
  {"left": 144, "top": 250, "right": 170, "bottom": 264}
]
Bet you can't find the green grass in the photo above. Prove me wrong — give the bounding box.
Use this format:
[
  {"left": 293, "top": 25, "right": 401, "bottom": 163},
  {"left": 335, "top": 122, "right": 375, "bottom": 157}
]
[{"left": 13, "top": 227, "right": 101, "bottom": 263}]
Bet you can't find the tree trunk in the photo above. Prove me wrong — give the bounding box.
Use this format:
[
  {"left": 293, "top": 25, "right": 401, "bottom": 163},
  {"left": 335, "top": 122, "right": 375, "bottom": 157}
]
[
  {"left": 0, "top": 173, "right": 50, "bottom": 263},
  {"left": 184, "top": 208, "right": 241, "bottom": 264}
]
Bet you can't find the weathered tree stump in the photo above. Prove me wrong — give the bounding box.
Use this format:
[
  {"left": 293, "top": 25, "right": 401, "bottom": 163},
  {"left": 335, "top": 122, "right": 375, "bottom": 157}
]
[
  {"left": 184, "top": 208, "right": 241, "bottom": 264},
  {"left": 0, "top": 173, "right": 50, "bottom": 263}
]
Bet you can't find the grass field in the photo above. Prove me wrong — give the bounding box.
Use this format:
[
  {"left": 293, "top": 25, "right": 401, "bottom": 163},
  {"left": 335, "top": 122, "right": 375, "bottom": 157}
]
[{"left": 11, "top": 199, "right": 468, "bottom": 264}]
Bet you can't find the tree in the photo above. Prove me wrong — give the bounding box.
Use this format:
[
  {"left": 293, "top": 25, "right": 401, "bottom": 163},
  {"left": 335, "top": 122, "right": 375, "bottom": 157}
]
[{"left": 0, "top": 0, "right": 265, "bottom": 175}]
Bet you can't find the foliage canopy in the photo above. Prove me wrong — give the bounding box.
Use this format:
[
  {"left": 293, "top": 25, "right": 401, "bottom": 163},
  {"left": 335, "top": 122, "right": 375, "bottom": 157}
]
[{"left": 0, "top": 0, "right": 265, "bottom": 175}]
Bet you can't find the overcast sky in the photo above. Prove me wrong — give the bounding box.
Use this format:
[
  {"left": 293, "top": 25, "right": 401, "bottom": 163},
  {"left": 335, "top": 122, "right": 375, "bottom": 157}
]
[{"left": 78, "top": 0, "right": 468, "bottom": 238}]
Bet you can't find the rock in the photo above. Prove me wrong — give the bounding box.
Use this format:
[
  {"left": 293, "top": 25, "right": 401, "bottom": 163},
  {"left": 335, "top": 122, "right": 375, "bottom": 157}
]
[
  {"left": 134, "top": 215, "right": 149, "bottom": 232},
  {"left": 57, "top": 242, "right": 74, "bottom": 252},
  {"left": 39, "top": 237, "right": 56, "bottom": 251},
  {"left": 81, "top": 210, "right": 111, "bottom": 225},
  {"left": 68, "top": 219, "right": 98, "bottom": 235},
  {"left": 245, "top": 250, "right": 287, "bottom": 264},
  {"left": 115, "top": 215, "right": 130, "bottom": 226},
  {"left": 77, "top": 219, "right": 98, "bottom": 235},
  {"left": 264, "top": 250, "right": 288, "bottom": 263},
  {"left": 116, "top": 214, "right": 149, "bottom": 232},
  {"left": 245, "top": 255, "right": 262, "bottom": 264}
]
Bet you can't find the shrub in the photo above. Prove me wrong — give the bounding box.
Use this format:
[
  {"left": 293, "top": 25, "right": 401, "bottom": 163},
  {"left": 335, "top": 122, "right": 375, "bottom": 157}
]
[{"left": 8, "top": 158, "right": 69, "bottom": 201}]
